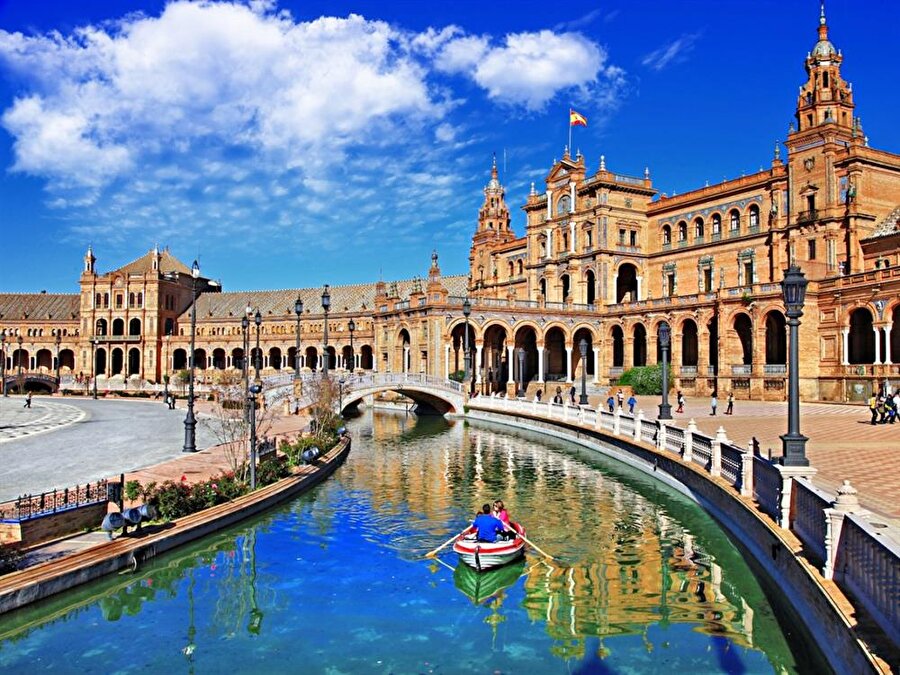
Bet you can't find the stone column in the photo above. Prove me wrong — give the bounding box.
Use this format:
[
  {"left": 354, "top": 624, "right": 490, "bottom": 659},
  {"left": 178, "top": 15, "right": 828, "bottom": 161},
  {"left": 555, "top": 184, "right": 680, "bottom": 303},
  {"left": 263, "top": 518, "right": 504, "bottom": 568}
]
[
  {"left": 841, "top": 328, "right": 849, "bottom": 366},
  {"left": 774, "top": 464, "right": 818, "bottom": 529},
  {"left": 636, "top": 275, "right": 642, "bottom": 301},
  {"left": 884, "top": 324, "right": 893, "bottom": 364},
  {"left": 444, "top": 343, "right": 450, "bottom": 379},
  {"left": 710, "top": 427, "right": 728, "bottom": 478},
  {"left": 569, "top": 221, "right": 576, "bottom": 253},
  {"left": 475, "top": 344, "right": 483, "bottom": 384},
  {"left": 569, "top": 182, "right": 575, "bottom": 212},
  {"left": 546, "top": 228, "right": 553, "bottom": 260},
  {"left": 546, "top": 191, "right": 552, "bottom": 220},
  {"left": 537, "top": 345, "right": 545, "bottom": 383},
  {"left": 592, "top": 347, "right": 600, "bottom": 384},
  {"left": 565, "top": 347, "right": 573, "bottom": 382},
  {"left": 873, "top": 327, "right": 881, "bottom": 364},
  {"left": 823, "top": 480, "right": 867, "bottom": 580},
  {"left": 683, "top": 419, "right": 696, "bottom": 462},
  {"left": 507, "top": 345, "right": 515, "bottom": 385}
]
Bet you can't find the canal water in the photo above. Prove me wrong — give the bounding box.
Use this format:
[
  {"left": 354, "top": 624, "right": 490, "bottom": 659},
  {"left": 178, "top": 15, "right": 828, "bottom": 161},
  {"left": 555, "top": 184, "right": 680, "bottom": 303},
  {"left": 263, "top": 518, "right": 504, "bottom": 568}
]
[{"left": 0, "top": 410, "right": 818, "bottom": 673}]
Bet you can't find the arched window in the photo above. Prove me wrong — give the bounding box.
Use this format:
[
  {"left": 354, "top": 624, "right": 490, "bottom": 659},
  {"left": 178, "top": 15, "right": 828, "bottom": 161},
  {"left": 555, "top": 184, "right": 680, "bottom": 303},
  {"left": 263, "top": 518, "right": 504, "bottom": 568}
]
[
  {"left": 730, "top": 210, "right": 740, "bottom": 232},
  {"left": 749, "top": 204, "right": 760, "bottom": 230},
  {"left": 557, "top": 195, "right": 571, "bottom": 215},
  {"left": 678, "top": 221, "right": 687, "bottom": 242},
  {"left": 712, "top": 213, "right": 722, "bottom": 235},
  {"left": 694, "top": 217, "right": 704, "bottom": 239},
  {"left": 517, "top": 260, "right": 524, "bottom": 276},
  {"left": 662, "top": 225, "right": 672, "bottom": 245}
]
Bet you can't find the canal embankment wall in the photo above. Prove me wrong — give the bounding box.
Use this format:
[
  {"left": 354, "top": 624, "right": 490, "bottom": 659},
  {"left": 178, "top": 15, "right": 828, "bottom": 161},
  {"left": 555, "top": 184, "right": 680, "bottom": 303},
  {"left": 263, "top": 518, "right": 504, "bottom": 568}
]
[{"left": 466, "top": 399, "right": 898, "bottom": 674}]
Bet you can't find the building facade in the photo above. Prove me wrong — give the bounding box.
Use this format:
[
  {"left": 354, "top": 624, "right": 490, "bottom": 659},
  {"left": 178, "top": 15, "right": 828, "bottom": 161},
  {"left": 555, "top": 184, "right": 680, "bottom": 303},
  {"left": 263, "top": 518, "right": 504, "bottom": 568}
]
[{"left": 1, "top": 8, "right": 898, "bottom": 402}]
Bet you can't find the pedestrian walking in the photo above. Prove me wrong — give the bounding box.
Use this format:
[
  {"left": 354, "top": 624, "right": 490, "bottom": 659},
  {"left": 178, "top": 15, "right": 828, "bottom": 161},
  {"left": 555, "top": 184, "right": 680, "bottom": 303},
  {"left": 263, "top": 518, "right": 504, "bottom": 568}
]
[
  {"left": 23, "top": 392, "right": 33, "bottom": 408},
  {"left": 606, "top": 395, "right": 615, "bottom": 413},
  {"left": 627, "top": 394, "right": 637, "bottom": 414},
  {"left": 569, "top": 385, "right": 577, "bottom": 405},
  {"left": 725, "top": 392, "right": 734, "bottom": 415},
  {"left": 710, "top": 391, "right": 718, "bottom": 416},
  {"left": 868, "top": 394, "right": 879, "bottom": 425},
  {"left": 676, "top": 390, "right": 685, "bottom": 413},
  {"left": 617, "top": 388, "right": 624, "bottom": 409}
]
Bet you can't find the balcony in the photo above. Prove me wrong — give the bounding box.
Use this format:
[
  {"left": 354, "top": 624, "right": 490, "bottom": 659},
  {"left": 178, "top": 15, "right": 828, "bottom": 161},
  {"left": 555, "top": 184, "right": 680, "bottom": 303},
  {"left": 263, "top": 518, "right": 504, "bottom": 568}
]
[
  {"left": 609, "top": 367, "right": 624, "bottom": 377},
  {"left": 731, "top": 364, "right": 753, "bottom": 375},
  {"left": 797, "top": 209, "right": 818, "bottom": 224},
  {"left": 680, "top": 366, "right": 698, "bottom": 375},
  {"left": 707, "top": 365, "right": 718, "bottom": 376},
  {"left": 763, "top": 364, "right": 787, "bottom": 375},
  {"left": 93, "top": 335, "right": 141, "bottom": 343}
]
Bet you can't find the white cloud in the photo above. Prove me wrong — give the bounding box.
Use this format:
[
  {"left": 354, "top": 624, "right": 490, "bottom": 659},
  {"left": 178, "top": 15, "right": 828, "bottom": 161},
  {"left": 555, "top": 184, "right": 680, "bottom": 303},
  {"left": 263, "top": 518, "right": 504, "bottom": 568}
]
[{"left": 641, "top": 32, "right": 700, "bottom": 71}]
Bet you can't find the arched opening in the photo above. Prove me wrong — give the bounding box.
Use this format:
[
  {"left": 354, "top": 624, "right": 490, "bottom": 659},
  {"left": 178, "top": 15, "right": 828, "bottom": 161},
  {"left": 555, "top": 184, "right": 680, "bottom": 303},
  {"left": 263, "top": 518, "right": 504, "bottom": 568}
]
[
  {"left": 616, "top": 263, "right": 638, "bottom": 303},
  {"left": 95, "top": 348, "right": 107, "bottom": 376},
  {"left": 513, "top": 325, "right": 539, "bottom": 392},
  {"left": 128, "top": 348, "right": 141, "bottom": 376},
  {"left": 112, "top": 319, "right": 125, "bottom": 336},
  {"left": 633, "top": 324, "right": 647, "bottom": 367},
  {"left": 891, "top": 306, "right": 900, "bottom": 365},
  {"left": 341, "top": 345, "right": 353, "bottom": 370},
  {"left": 560, "top": 274, "right": 570, "bottom": 303},
  {"left": 95, "top": 319, "right": 108, "bottom": 336},
  {"left": 213, "top": 348, "right": 226, "bottom": 370},
  {"left": 482, "top": 324, "right": 509, "bottom": 392},
  {"left": 325, "top": 346, "right": 336, "bottom": 371},
  {"left": 173, "top": 348, "right": 187, "bottom": 371},
  {"left": 677, "top": 220, "right": 687, "bottom": 242},
  {"left": 708, "top": 317, "right": 719, "bottom": 374},
  {"left": 111, "top": 348, "right": 124, "bottom": 376},
  {"left": 539, "top": 278, "right": 547, "bottom": 301},
  {"left": 450, "top": 322, "right": 476, "bottom": 379},
  {"left": 194, "top": 348, "right": 208, "bottom": 370},
  {"left": 572, "top": 328, "right": 594, "bottom": 379},
  {"left": 764, "top": 311, "right": 787, "bottom": 364},
  {"left": 12, "top": 349, "right": 29, "bottom": 372},
  {"left": 164, "top": 318, "right": 174, "bottom": 335},
  {"left": 544, "top": 327, "right": 567, "bottom": 381},
  {"left": 129, "top": 318, "right": 141, "bottom": 336},
  {"left": 611, "top": 326, "right": 624, "bottom": 368},
  {"left": 749, "top": 204, "right": 760, "bottom": 230},
  {"left": 250, "top": 347, "right": 263, "bottom": 373},
  {"left": 734, "top": 314, "right": 753, "bottom": 365},
  {"left": 36, "top": 349, "right": 53, "bottom": 371},
  {"left": 361, "top": 345, "right": 374, "bottom": 370},
  {"left": 848, "top": 308, "right": 875, "bottom": 364},
  {"left": 662, "top": 225, "right": 672, "bottom": 246},
  {"left": 681, "top": 319, "right": 698, "bottom": 366},
  {"left": 59, "top": 349, "right": 75, "bottom": 371},
  {"left": 729, "top": 209, "right": 741, "bottom": 233},
  {"left": 269, "top": 347, "right": 282, "bottom": 371},
  {"left": 585, "top": 270, "right": 596, "bottom": 305},
  {"left": 694, "top": 217, "right": 704, "bottom": 240},
  {"left": 287, "top": 346, "right": 298, "bottom": 372},
  {"left": 712, "top": 213, "right": 722, "bottom": 236},
  {"left": 305, "top": 346, "right": 319, "bottom": 372},
  {"left": 232, "top": 347, "right": 245, "bottom": 371}
]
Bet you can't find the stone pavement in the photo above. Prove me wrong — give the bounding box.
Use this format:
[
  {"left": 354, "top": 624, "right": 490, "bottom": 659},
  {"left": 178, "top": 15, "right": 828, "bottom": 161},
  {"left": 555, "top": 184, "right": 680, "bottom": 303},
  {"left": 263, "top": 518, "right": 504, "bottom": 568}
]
[
  {"left": 629, "top": 394, "right": 900, "bottom": 526},
  {"left": 0, "top": 399, "right": 86, "bottom": 443}
]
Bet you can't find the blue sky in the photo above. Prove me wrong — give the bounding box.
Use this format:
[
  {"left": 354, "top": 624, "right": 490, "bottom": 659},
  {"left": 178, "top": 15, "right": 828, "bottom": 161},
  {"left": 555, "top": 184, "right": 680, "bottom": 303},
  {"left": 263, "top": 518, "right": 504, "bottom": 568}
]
[{"left": 1, "top": 0, "right": 898, "bottom": 293}]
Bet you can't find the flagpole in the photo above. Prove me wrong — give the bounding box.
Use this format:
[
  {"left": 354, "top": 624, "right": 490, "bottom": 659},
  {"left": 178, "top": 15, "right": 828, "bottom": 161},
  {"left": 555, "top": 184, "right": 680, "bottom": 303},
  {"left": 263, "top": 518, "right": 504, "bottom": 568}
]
[{"left": 568, "top": 109, "right": 572, "bottom": 156}]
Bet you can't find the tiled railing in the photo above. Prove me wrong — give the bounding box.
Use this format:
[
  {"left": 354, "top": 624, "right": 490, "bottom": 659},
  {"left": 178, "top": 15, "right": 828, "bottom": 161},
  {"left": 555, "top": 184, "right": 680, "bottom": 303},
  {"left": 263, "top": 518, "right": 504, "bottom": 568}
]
[{"left": 792, "top": 478, "right": 830, "bottom": 564}]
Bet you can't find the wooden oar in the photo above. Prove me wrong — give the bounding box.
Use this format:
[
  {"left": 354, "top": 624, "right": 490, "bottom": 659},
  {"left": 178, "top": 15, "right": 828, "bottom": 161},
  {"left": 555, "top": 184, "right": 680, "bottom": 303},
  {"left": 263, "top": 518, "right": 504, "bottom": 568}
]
[
  {"left": 425, "top": 527, "right": 470, "bottom": 558},
  {"left": 518, "top": 531, "right": 556, "bottom": 561}
]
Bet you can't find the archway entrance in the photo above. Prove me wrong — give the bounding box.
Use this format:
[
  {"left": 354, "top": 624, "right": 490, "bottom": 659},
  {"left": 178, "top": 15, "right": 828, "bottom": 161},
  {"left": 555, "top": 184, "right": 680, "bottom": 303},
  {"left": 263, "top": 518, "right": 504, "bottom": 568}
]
[
  {"left": 734, "top": 314, "right": 753, "bottom": 365},
  {"left": 633, "top": 324, "right": 647, "bottom": 367},
  {"left": 616, "top": 264, "right": 638, "bottom": 303},
  {"left": 764, "top": 311, "right": 786, "bottom": 365},
  {"left": 681, "top": 319, "right": 698, "bottom": 367},
  {"left": 848, "top": 308, "right": 875, "bottom": 364}
]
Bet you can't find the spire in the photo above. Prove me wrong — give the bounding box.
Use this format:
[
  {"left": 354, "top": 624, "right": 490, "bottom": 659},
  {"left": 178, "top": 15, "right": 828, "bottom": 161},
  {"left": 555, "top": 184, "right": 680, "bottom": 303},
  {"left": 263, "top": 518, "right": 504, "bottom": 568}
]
[{"left": 599, "top": 154, "right": 606, "bottom": 171}]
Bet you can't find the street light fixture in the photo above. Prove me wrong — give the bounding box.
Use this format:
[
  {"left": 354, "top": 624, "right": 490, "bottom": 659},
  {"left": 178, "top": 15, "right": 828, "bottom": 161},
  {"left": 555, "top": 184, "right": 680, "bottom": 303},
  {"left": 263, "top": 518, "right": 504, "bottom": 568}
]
[
  {"left": 462, "top": 297, "right": 471, "bottom": 384},
  {"left": 579, "top": 339, "right": 589, "bottom": 405},
  {"left": 517, "top": 347, "right": 526, "bottom": 398},
  {"left": 254, "top": 309, "right": 262, "bottom": 383},
  {"left": 348, "top": 318, "right": 356, "bottom": 374},
  {"left": 780, "top": 265, "right": 809, "bottom": 466},
  {"left": 321, "top": 285, "right": 331, "bottom": 376},
  {"left": 248, "top": 382, "right": 262, "bottom": 490},
  {"left": 294, "top": 296, "right": 303, "bottom": 378},
  {"left": 658, "top": 322, "right": 673, "bottom": 420},
  {"left": 242, "top": 304, "right": 251, "bottom": 423},
  {"left": 183, "top": 259, "right": 201, "bottom": 453}
]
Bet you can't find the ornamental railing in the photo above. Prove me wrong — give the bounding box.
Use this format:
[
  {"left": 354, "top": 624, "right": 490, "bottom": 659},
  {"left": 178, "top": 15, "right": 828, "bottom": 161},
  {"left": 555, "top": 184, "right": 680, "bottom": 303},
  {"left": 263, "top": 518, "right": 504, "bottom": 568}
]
[{"left": 1, "top": 480, "right": 110, "bottom": 521}]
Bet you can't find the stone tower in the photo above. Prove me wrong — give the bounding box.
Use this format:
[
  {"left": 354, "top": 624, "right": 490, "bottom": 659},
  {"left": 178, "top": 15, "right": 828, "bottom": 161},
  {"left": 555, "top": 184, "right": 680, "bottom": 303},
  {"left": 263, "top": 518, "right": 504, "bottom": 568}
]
[{"left": 469, "top": 154, "right": 514, "bottom": 288}]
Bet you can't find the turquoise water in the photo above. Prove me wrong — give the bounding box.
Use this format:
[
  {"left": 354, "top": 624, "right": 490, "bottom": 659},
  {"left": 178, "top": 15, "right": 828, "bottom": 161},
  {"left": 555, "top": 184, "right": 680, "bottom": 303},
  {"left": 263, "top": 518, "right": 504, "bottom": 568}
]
[{"left": 0, "top": 410, "right": 818, "bottom": 673}]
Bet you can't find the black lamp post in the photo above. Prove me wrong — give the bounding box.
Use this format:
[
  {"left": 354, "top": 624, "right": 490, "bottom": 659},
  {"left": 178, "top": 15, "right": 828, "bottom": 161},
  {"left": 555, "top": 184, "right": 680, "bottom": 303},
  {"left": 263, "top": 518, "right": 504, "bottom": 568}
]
[
  {"left": 183, "top": 259, "right": 200, "bottom": 453},
  {"left": 0, "top": 330, "right": 6, "bottom": 397},
  {"left": 294, "top": 296, "right": 303, "bottom": 378},
  {"left": 658, "top": 322, "right": 672, "bottom": 420},
  {"left": 780, "top": 265, "right": 809, "bottom": 466},
  {"left": 517, "top": 347, "right": 526, "bottom": 398},
  {"left": 92, "top": 337, "right": 98, "bottom": 400},
  {"left": 242, "top": 303, "right": 251, "bottom": 423},
  {"left": 248, "top": 382, "right": 261, "bottom": 490},
  {"left": 348, "top": 318, "right": 355, "bottom": 373},
  {"left": 254, "top": 309, "right": 262, "bottom": 383},
  {"left": 462, "top": 297, "right": 471, "bottom": 383},
  {"left": 579, "top": 338, "right": 589, "bottom": 405},
  {"left": 321, "top": 285, "right": 331, "bottom": 376}
]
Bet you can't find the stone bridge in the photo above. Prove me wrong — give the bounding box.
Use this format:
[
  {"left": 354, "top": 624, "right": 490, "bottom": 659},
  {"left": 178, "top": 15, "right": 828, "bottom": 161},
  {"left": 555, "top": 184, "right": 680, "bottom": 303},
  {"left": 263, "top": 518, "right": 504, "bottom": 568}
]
[
  {"left": 264, "top": 372, "right": 465, "bottom": 415},
  {"left": 2, "top": 372, "right": 59, "bottom": 394}
]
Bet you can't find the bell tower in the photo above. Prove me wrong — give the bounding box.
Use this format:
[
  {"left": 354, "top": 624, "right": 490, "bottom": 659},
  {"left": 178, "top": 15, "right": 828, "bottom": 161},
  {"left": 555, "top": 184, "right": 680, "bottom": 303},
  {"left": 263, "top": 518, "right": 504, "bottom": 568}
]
[{"left": 469, "top": 155, "right": 514, "bottom": 284}]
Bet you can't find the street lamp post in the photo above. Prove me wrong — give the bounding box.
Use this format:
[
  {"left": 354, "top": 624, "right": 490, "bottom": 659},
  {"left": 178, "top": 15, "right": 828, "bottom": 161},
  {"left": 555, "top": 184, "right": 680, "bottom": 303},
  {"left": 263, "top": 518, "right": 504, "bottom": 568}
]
[
  {"left": 517, "top": 347, "right": 526, "bottom": 398},
  {"left": 254, "top": 309, "right": 262, "bottom": 383},
  {"left": 321, "top": 285, "right": 331, "bottom": 376},
  {"left": 781, "top": 265, "right": 809, "bottom": 466},
  {"left": 579, "top": 339, "right": 589, "bottom": 405},
  {"left": 1, "top": 330, "right": 7, "bottom": 397},
  {"left": 658, "top": 322, "right": 673, "bottom": 420},
  {"left": 92, "top": 337, "right": 98, "bottom": 400},
  {"left": 183, "top": 259, "right": 201, "bottom": 453},
  {"left": 348, "top": 318, "right": 355, "bottom": 373},
  {"left": 294, "top": 296, "right": 303, "bottom": 379},
  {"left": 248, "top": 382, "right": 261, "bottom": 490},
  {"left": 462, "top": 297, "right": 471, "bottom": 383},
  {"left": 242, "top": 303, "right": 251, "bottom": 423}
]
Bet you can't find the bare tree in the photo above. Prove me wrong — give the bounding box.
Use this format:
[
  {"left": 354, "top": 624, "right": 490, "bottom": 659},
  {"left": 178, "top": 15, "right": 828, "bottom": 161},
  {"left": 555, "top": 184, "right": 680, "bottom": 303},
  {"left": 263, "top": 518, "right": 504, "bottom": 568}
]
[{"left": 303, "top": 373, "right": 348, "bottom": 440}]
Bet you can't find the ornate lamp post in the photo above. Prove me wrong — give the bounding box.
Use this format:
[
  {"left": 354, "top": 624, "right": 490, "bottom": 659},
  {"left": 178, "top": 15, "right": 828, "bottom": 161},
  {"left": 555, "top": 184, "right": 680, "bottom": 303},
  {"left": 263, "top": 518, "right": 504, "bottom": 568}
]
[
  {"left": 183, "top": 259, "right": 201, "bottom": 453},
  {"left": 248, "top": 382, "right": 261, "bottom": 490},
  {"left": 1, "top": 330, "right": 7, "bottom": 397},
  {"left": 348, "top": 318, "right": 355, "bottom": 373},
  {"left": 294, "top": 295, "right": 303, "bottom": 378},
  {"left": 321, "top": 285, "right": 331, "bottom": 376},
  {"left": 55, "top": 333, "right": 61, "bottom": 385},
  {"left": 658, "top": 322, "right": 673, "bottom": 420},
  {"left": 462, "top": 297, "right": 471, "bottom": 383},
  {"left": 781, "top": 265, "right": 809, "bottom": 466},
  {"left": 92, "top": 337, "right": 99, "bottom": 400},
  {"left": 579, "top": 339, "right": 589, "bottom": 405},
  {"left": 517, "top": 347, "right": 526, "bottom": 398},
  {"left": 254, "top": 309, "right": 262, "bottom": 382},
  {"left": 242, "top": 303, "right": 251, "bottom": 423}
]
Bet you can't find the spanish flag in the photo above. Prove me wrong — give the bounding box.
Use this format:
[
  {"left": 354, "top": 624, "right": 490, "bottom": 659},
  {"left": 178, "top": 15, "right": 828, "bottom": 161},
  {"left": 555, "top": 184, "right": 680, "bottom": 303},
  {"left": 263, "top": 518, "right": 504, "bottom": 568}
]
[{"left": 569, "top": 109, "right": 588, "bottom": 127}]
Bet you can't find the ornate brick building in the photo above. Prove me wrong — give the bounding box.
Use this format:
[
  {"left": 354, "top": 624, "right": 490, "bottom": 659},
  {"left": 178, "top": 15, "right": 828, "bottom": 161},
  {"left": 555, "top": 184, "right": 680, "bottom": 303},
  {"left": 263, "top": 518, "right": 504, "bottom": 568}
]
[{"left": 1, "top": 7, "right": 898, "bottom": 402}]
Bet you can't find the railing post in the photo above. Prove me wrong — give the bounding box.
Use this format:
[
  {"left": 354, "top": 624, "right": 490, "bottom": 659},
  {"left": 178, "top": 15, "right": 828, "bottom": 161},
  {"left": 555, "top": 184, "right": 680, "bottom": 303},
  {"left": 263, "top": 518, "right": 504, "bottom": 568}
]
[
  {"left": 711, "top": 427, "right": 727, "bottom": 478},
  {"left": 658, "top": 421, "right": 667, "bottom": 452},
  {"left": 740, "top": 439, "right": 754, "bottom": 497},
  {"left": 613, "top": 408, "right": 621, "bottom": 436},
  {"left": 563, "top": 404, "right": 569, "bottom": 422},
  {"left": 773, "top": 464, "right": 817, "bottom": 529},
  {"left": 824, "top": 480, "right": 865, "bottom": 580},
  {"left": 596, "top": 408, "right": 604, "bottom": 431},
  {"left": 683, "top": 419, "right": 696, "bottom": 462},
  {"left": 634, "top": 410, "right": 643, "bottom": 442}
]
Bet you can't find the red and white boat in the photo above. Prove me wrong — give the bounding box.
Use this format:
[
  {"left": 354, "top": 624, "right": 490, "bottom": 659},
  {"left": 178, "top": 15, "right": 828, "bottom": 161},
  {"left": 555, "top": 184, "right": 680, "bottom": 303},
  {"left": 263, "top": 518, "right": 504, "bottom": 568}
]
[{"left": 452, "top": 522, "right": 526, "bottom": 571}]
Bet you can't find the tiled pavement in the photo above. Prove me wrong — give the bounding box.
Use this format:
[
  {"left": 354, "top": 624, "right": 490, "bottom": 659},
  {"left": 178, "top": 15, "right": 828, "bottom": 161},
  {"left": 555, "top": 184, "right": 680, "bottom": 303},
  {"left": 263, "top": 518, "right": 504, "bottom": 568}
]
[
  {"left": 630, "top": 395, "right": 900, "bottom": 525},
  {"left": 0, "top": 400, "right": 86, "bottom": 443}
]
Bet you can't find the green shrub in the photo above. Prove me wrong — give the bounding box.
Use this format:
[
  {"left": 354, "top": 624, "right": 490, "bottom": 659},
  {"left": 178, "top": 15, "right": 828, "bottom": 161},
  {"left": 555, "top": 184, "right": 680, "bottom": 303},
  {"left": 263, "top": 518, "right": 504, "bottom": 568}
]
[
  {"left": 617, "top": 364, "right": 673, "bottom": 395},
  {"left": 124, "top": 480, "right": 143, "bottom": 502},
  {"left": 448, "top": 370, "right": 466, "bottom": 382},
  {"left": 151, "top": 480, "right": 193, "bottom": 520},
  {"left": 257, "top": 458, "right": 289, "bottom": 486}
]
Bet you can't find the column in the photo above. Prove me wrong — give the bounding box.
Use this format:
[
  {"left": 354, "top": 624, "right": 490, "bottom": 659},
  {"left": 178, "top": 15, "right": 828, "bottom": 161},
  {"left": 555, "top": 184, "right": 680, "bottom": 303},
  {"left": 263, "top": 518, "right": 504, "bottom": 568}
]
[
  {"left": 546, "top": 191, "right": 552, "bottom": 219},
  {"left": 546, "top": 228, "right": 553, "bottom": 258},
  {"left": 592, "top": 347, "right": 600, "bottom": 384},
  {"left": 444, "top": 343, "right": 450, "bottom": 379},
  {"left": 841, "top": 328, "right": 849, "bottom": 365},
  {"left": 569, "top": 221, "right": 576, "bottom": 253},
  {"left": 507, "top": 345, "right": 515, "bottom": 385},
  {"left": 565, "top": 347, "right": 572, "bottom": 382},
  {"left": 611, "top": 273, "right": 618, "bottom": 303},
  {"left": 636, "top": 275, "right": 643, "bottom": 301},
  {"left": 884, "top": 324, "right": 893, "bottom": 364},
  {"left": 873, "top": 327, "right": 881, "bottom": 364},
  {"left": 537, "top": 346, "right": 545, "bottom": 383},
  {"left": 569, "top": 182, "right": 575, "bottom": 212},
  {"left": 475, "top": 344, "right": 483, "bottom": 384}
]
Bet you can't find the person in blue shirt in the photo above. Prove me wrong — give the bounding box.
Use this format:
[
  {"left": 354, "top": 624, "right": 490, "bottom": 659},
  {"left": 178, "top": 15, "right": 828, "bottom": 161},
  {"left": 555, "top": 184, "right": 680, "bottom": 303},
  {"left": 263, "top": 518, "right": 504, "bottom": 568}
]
[{"left": 473, "top": 504, "right": 505, "bottom": 543}]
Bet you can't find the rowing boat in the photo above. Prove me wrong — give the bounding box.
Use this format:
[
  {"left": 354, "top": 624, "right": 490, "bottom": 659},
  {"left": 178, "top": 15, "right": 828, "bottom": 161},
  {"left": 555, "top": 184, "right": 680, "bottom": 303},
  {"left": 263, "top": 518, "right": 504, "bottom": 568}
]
[{"left": 452, "top": 522, "right": 526, "bottom": 571}]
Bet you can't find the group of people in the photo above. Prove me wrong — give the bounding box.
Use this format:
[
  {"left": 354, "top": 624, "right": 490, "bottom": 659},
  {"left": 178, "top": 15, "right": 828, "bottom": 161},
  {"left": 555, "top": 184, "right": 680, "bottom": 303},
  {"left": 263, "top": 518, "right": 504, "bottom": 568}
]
[
  {"left": 472, "top": 500, "right": 516, "bottom": 543},
  {"left": 868, "top": 390, "right": 898, "bottom": 425}
]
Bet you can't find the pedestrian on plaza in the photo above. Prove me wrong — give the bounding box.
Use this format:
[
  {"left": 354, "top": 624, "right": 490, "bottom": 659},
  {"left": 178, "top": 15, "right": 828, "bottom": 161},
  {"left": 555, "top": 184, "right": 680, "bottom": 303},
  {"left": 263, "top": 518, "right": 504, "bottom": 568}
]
[
  {"left": 606, "top": 395, "right": 615, "bottom": 413},
  {"left": 617, "top": 389, "right": 624, "bottom": 409},
  {"left": 23, "top": 392, "right": 32, "bottom": 408},
  {"left": 676, "top": 391, "right": 685, "bottom": 413},
  {"left": 534, "top": 388, "right": 542, "bottom": 402},
  {"left": 627, "top": 394, "right": 637, "bottom": 414},
  {"left": 884, "top": 393, "right": 897, "bottom": 424},
  {"left": 553, "top": 387, "right": 563, "bottom": 404},
  {"left": 868, "top": 394, "right": 879, "bottom": 425},
  {"left": 569, "top": 385, "right": 577, "bottom": 405},
  {"left": 725, "top": 392, "right": 734, "bottom": 415},
  {"left": 710, "top": 391, "right": 718, "bottom": 416}
]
